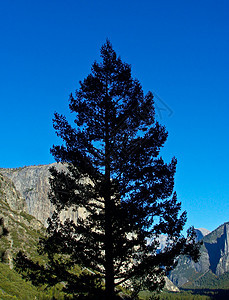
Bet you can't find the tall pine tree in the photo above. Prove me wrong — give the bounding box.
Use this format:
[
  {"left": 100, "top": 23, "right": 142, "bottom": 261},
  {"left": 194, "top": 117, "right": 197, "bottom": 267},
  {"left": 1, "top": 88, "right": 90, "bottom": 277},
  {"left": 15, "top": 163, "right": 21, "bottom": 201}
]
[{"left": 15, "top": 40, "right": 199, "bottom": 299}]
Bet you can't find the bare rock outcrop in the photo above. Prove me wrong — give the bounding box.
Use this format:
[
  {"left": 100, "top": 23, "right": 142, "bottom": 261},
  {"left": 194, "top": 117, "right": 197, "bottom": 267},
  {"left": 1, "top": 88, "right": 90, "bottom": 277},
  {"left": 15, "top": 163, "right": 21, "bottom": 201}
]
[
  {"left": 0, "top": 172, "right": 26, "bottom": 212},
  {"left": 169, "top": 222, "right": 229, "bottom": 287},
  {"left": 0, "top": 163, "right": 77, "bottom": 226},
  {"left": 0, "top": 172, "right": 44, "bottom": 268}
]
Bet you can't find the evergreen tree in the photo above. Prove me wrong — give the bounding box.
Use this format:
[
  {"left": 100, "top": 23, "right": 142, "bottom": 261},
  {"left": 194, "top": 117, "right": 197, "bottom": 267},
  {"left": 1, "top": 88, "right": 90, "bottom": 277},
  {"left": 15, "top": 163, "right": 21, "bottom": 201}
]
[
  {"left": 0, "top": 217, "right": 9, "bottom": 238},
  {"left": 15, "top": 40, "right": 200, "bottom": 299}
]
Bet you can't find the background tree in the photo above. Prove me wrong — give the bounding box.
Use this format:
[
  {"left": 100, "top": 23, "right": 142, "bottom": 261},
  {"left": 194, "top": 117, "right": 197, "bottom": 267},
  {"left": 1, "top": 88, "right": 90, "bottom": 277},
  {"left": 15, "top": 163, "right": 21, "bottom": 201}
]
[
  {"left": 15, "top": 40, "right": 200, "bottom": 299},
  {"left": 0, "top": 217, "right": 9, "bottom": 238}
]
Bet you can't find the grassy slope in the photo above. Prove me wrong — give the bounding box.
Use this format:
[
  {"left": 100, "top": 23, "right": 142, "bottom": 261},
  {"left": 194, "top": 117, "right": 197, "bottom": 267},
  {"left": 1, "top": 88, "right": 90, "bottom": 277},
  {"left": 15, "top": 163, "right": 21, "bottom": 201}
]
[
  {"left": 0, "top": 173, "right": 48, "bottom": 299},
  {"left": 0, "top": 262, "right": 41, "bottom": 300},
  {"left": 1, "top": 173, "right": 229, "bottom": 299}
]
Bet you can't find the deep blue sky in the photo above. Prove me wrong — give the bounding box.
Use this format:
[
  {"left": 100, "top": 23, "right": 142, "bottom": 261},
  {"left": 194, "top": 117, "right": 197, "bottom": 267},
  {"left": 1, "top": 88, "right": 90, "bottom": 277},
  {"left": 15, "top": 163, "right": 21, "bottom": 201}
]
[{"left": 0, "top": 0, "right": 228, "bottom": 232}]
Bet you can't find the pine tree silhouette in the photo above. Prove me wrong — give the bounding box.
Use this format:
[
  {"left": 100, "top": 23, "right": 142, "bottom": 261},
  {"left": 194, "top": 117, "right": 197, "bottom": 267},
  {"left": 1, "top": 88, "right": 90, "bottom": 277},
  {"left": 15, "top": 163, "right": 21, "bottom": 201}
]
[{"left": 15, "top": 40, "right": 200, "bottom": 299}]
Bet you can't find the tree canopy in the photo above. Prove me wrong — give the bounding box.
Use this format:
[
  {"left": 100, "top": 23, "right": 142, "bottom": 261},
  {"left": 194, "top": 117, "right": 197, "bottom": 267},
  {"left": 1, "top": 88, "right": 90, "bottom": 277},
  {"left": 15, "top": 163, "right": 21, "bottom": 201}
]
[
  {"left": 0, "top": 217, "right": 9, "bottom": 238},
  {"left": 15, "top": 40, "right": 200, "bottom": 299}
]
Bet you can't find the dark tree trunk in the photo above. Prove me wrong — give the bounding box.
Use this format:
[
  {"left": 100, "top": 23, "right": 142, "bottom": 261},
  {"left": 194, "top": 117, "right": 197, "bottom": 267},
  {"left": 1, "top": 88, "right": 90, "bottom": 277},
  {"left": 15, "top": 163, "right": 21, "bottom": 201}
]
[
  {"left": 104, "top": 90, "right": 115, "bottom": 299},
  {"left": 105, "top": 190, "right": 115, "bottom": 299}
]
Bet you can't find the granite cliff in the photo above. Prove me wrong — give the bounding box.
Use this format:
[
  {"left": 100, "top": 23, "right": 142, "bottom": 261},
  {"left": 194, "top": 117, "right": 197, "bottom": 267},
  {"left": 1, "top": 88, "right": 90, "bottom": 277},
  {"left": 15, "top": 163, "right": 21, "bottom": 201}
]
[
  {"left": 204, "top": 222, "right": 229, "bottom": 276},
  {"left": 0, "top": 172, "right": 26, "bottom": 213},
  {"left": 0, "top": 163, "right": 77, "bottom": 226},
  {"left": 1, "top": 164, "right": 229, "bottom": 291},
  {"left": 0, "top": 165, "right": 181, "bottom": 295},
  {"left": 169, "top": 222, "right": 229, "bottom": 288},
  {"left": 0, "top": 172, "right": 44, "bottom": 268}
]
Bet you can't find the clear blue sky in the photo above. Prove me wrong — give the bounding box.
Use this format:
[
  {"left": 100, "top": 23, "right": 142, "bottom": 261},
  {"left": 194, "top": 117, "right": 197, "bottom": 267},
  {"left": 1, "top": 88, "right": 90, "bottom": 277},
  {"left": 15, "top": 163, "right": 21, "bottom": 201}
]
[{"left": 0, "top": 0, "right": 228, "bottom": 232}]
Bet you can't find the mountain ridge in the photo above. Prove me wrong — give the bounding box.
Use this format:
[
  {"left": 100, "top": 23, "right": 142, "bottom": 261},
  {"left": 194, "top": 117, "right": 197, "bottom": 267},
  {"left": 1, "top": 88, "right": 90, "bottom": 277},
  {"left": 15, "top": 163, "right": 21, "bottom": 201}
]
[
  {"left": 0, "top": 168, "right": 180, "bottom": 297},
  {"left": 0, "top": 163, "right": 78, "bottom": 226},
  {"left": 1, "top": 163, "right": 229, "bottom": 293},
  {"left": 169, "top": 222, "right": 229, "bottom": 288},
  {"left": 195, "top": 228, "right": 211, "bottom": 241}
]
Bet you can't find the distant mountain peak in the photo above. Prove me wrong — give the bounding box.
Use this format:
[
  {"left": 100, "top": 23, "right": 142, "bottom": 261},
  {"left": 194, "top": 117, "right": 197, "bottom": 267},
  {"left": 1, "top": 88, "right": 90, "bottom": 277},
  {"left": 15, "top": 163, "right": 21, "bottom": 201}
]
[
  {"left": 170, "top": 222, "right": 229, "bottom": 288},
  {"left": 195, "top": 228, "right": 211, "bottom": 241}
]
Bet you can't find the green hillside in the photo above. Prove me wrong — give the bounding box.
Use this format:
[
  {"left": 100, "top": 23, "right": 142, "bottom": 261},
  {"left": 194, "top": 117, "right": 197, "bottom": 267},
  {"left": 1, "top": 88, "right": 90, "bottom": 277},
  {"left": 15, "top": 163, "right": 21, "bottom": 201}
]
[
  {"left": 1, "top": 171, "right": 229, "bottom": 299},
  {"left": 0, "top": 262, "right": 67, "bottom": 300},
  {"left": 0, "top": 174, "right": 45, "bottom": 263},
  {"left": 183, "top": 270, "right": 229, "bottom": 290}
]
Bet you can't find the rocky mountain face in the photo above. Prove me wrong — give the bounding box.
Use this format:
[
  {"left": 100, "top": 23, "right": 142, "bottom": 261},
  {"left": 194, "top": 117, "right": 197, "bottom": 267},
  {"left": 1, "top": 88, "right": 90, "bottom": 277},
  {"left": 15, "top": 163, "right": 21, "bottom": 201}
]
[
  {"left": 195, "top": 228, "right": 211, "bottom": 241},
  {"left": 1, "top": 163, "right": 229, "bottom": 291},
  {"left": 0, "top": 163, "right": 78, "bottom": 226},
  {"left": 0, "top": 172, "right": 26, "bottom": 213},
  {"left": 0, "top": 172, "right": 44, "bottom": 268},
  {"left": 169, "top": 223, "right": 229, "bottom": 287},
  {"left": 204, "top": 223, "right": 229, "bottom": 276}
]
